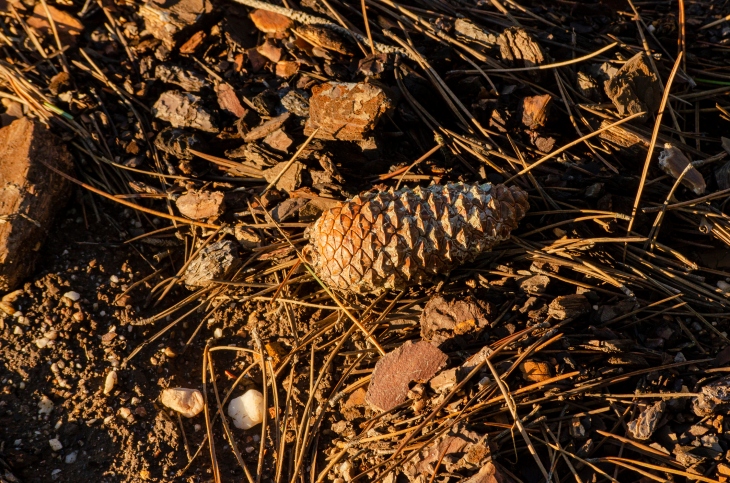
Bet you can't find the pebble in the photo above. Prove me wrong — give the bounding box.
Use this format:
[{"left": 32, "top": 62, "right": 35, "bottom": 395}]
[
  {"left": 65, "top": 451, "right": 77, "bottom": 464},
  {"left": 13, "top": 326, "right": 23, "bottom": 335},
  {"left": 103, "top": 371, "right": 117, "bottom": 396},
  {"left": 213, "top": 328, "right": 223, "bottom": 339},
  {"left": 160, "top": 388, "right": 204, "bottom": 418},
  {"left": 718, "top": 280, "right": 730, "bottom": 292},
  {"left": 228, "top": 389, "right": 264, "bottom": 429},
  {"left": 110, "top": 275, "right": 119, "bottom": 283},
  {"left": 38, "top": 395, "right": 54, "bottom": 415},
  {"left": 49, "top": 438, "right": 63, "bottom": 451},
  {"left": 35, "top": 337, "right": 51, "bottom": 349},
  {"left": 63, "top": 291, "right": 80, "bottom": 302},
  {"left": 118, "top": 407, "right": 133, "bottom": 422},
  {"left": 51, "top": 469, "right": 62, "bottom": 480}
]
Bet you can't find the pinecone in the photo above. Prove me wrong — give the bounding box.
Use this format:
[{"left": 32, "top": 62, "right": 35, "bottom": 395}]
[{"left": 303, "top": 182, "right": 529, "bottom": 293}]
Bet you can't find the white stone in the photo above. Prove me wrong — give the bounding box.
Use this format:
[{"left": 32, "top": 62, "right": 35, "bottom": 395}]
[
  {"left": 49, "top": 438, "right": 63, "bottom": 451},
  {"left": 718, "top": 280, "right": 730, "bottom": 292},
  {"left": 214, "top": 328, "right": 223, "bottom": 339},
  {"left": 51, "top": 469, "right": 62, "bottom": 480},
  {"left": 110, "top": 275, "right": 119, "bottom": 283},
  {"left": 65, "top": 451, "right": 77, "bottom": 464},
  {"left": 38, "top": 395, "right": 54, "bottom": 415},
  {"left": 228, "top": 389, "right": 264, "bottom": 429},
  {"left": 103, "top": 371, "right": 117, "bottom": 396},
  {"left": 13, "top": 326, "right": 22, "bottom": 335},
  {"left": 160, "top": 388, "right": 204, "bottom": 418},
  {"left": 63, "top": 291, "right": 81, "bottom": 302},
  {"left": 35, "top": 338, "right": 50, "bottom": 349}
]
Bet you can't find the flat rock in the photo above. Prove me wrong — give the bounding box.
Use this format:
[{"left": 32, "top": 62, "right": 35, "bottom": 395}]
[
  {"left": 420, "top": 295, "right": 490, "bottom": 347},
  {"left": 605, "top": 53, "right": 661, "bottom": 121},
  {"left": 176, "top": 190, "right": 224, "bottom": 220},
  {"left": 183, "top": 240, "right": 241, "bottom": 288},
  {"left": 153, "top": 90, "right": 217, "bottom": 132},
  {"left": 304, "top": 82, "right": 393, "bottom": 141},
  {"left": 160, "top": 387, "right": 204, "bottom": 418},
  {"left": 366, "top": 341, "right": 447, "bottom": 412},
  {"left": 0, "top": 118, "right": 74, "bottom": 291}
]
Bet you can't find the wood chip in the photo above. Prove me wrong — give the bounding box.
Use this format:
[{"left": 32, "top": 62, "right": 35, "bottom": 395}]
[
  {"left": 548, "top": 294, "right": 591, "bottom": 320},
  {"left": 249, "top": 9, "right": 293, "bottom": 34}
]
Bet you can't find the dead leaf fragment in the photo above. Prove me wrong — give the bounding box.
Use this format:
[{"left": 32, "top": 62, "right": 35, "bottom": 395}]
[
  {"left": 628, "top": 400, "right": 665, "bottom": 440},
  {"left": 420, "top": 295, "right": 490, "bottom": 346},
  {"left": 519, "top": 360, "right": 553, "bottom": 382},
  {"left": 249, "top": 9, "right": 293, "bottom": 34},
  {"left": 366, "top": 341, "right": 447, "bottom": 412}
]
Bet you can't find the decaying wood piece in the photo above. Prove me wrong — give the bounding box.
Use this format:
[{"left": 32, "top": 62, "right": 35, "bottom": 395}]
[
  {"left": 0, "top": 118, "right": 74, "bottom": 291},
  {"left": 304, "top": 182, "right": 529, "bottom": 293}
]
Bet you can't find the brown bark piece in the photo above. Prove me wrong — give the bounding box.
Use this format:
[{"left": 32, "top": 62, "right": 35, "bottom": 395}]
[
  {"left": 521, "top": 94, "right": 552, "bottom": 129},
  {"left": 497, "top": 27, "right": 546, "bottom": 78},
  {"left": 263, "top": 129, "right": 293, "bottom": 153},
  {"left": 179, "top": 31, "right": 206, "bottom": 54},
  {"left": 627, "top": 400, "right": 665, "bottom": 440},
  {"left": 139, "top": 0, "right": 214, "bottom": 47},
  {"left": 548, "top": 294, "right": 591, "bottom": 320},
  {"left": 262, "top": 160, "right": 304, "bottom": 193},
  {"left": 519, "top": 360, "right": 553, "bottom": 382},
  {"left": 0, "top": 118, "right": 74, "bottom": 291},
  {"left": 249, "top": 9, "right": 293, "bottom": 34},
  {"left": 304, "top": 183, "right": 529, "bottom": 293},
  {"left": 365, "top": 341, "right": 448, "bottom": 412},
  {"left": 420, "top": 295, "right": 490, "bottom": 346},
  {"left": 605, "top": 53, "right": 661, "bottom": 121},
  {"left": 183, "top": 240, "right": 241, "bottom": 288},
  {"left": 304, "top": 82, "right": 393, "bottom": 141},
  {"left": 27, "top": 4, "right": 84, "bottom": 45},
  {"left": 153, "top": 91, "right": 217, "bottom": 132},
  {"left": 276, "top": 61, "right": 299, "bottom": 78},
  {"left": 597, "top": 120, "right": 650, "bottom": 160},
  {"left": 176, "top": 190, "right": 224, "bottom": 220},
  {"left": 216, "top": 83, "right": 247, "bottom": 118},
  {"left": 464, "top": 462, "right": 518, "bottom": 483},
  {"left": 658, "top": 144, "right": 706, "bottom": 195},
  {"left": 244, "top": 113, "right": 290, "bottom": 142},
  {"left": 257, "top": 39, "right": 282, "bottom": 63}
]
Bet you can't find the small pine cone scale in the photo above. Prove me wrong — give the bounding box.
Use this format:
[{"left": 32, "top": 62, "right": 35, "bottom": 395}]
[{"left": 303, "top": 182, "right": 529, "bottom": 293}]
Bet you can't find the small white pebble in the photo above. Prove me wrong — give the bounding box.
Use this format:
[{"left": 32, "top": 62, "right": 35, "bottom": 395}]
[
  {"left": 194, "top": 424, "right": 202, "bottom": 432},
  {"left": 103, "top": 371, "right": 117, "bottom": 396},
  {"left": 245, "top": 446, "right": 255, "bottom": 453},
  {"left": 35, "top": 338, "right": 50, "bottom": 349},
  {"left": 38, "top": 395, "right": 54, "bottom": 415},
  {"left": 65, "top": 451, "right": 78, "bottom": 464},
  {"left": 99, "top": 310, "right": 106, "bottom": 316},
  {"left": 19, "top": 382, "right": 25, "bottom": 389},
  {"left": 118, "top": 407, "right": 132, "bottom": 421},
  {"left": 214, "top": 328, "right": 223, "bottom": 339},
  {"left": 160, "top": 388, "right": 204, "bottom": 418},
  {"left": 51, "top": 469, "right": 62, "bottom": 480},
  {"left": 13, "top": 326, "right": 23, "bottom": 335},
  {"left": 13, "top": 439, "right": 21, "bottom": 447},
  {"left": 45, "top": 330, "right": 59, "bottom": 340},
  {"left": 110, "top": 275, "right": 120, "bottom": 283},
  {"left": 63, "top": 291, "right": 81, "bottom": 302},
  {"left": 49, "top": 438, "right": 63, "bottom": 451},
  {"left": 228, "top": 389, "right": 264, "bottom": 429}
]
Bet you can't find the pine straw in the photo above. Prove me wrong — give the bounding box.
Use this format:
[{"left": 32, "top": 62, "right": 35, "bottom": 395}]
[{"left": 2, "top": 0, "right": 730, "bottom": 482}]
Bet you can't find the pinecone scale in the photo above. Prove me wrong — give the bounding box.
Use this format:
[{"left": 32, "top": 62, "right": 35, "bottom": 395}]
[{"left": 304, "top": 182, "right": 529, "bottom": 293}]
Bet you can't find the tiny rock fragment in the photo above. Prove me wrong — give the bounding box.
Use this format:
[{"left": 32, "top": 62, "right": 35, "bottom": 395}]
[
  {"left": 263, "top": 129, "right": 293, "bottom": 153},
  {"left": 429, "top": 368, "right": 458, "bottom": 393},
  {"left": 249, "top": 9, "right": 292, "bottom": 34},
  {"left": 216, "top": 83, "right": 246, "bottom": 118},
  {"left": 420, "top": 295, "right": 490, "bottom": 347},
  {"left": 38, "top": 395, "right": 54, "bottom": 415},
  {"left": 155, "top": 64, "right": 207, "bottom": 92},
  {"left": 628, "top": 400, "right": 665, "bottom": 440},
  {"left": 304, "top": 82, "right": 393, "bottom": 141},
  {"left": 519, "top": 360, "right": 553, "bottom": 383},
  {"left": 176, "top": 190, "right": 225, "bottom": 220},
  {"left": 548, "top": 294, "right": 591, "bottom": 320},
  {"left": 183, "top": 240, "right": 241, "bottom": 288},
  {"left": 304, "top": 183, "right": 528, "bottom": 293},
  {"left": 521, "top": 94, "right": 552, "bottom": 129},
  {"left": 693, "top": 376, "right": 730, "bottom": 417},
  {"left": 366, "top": 341, "right": 448, "bottom": 412},
  {"left": 154, "top": 127, "right": 204, "bottom": 160},
  {"left": 152, "top": 91, "right": 217, "bottom": 133},
  {"left": 139, "top": 0, "right": 214, "bottom": 48},
  {"left": 234, "top": 225, "right": 263, "bottom": 250},
  {"left": 103, "top": 371, "right": 117, "bottom": 396},
  {"left": 498, "top": 27, "right": 546, "bottom": 77},
  {"left": 605, "top": 53, "right": 661, "bottom": 121},
  {"left": 160, "top": 387, "right": 204, "bottom": 418},
  {"left": 48, "top": 438, "right": 63, "bottom": 452},
  {"left": 228, "top": 389, "right": 264, "bottom": 429},
  {"left": 27, "top": 4, "right": 83, "bottom": 45},
  {"left": 244, "top": 113, "right": 290, "bottom": 142},
  {"left": 262, "top": 160, "right": 304, "bottom": 193},
  {"left": 658, "top": 144, "right": 706, "bottom": 195},
  {"left": 0, "top": 118, "right": 74, "bottom": 291}
]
